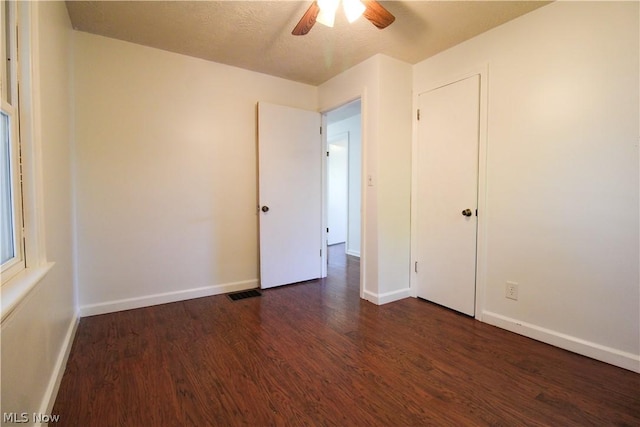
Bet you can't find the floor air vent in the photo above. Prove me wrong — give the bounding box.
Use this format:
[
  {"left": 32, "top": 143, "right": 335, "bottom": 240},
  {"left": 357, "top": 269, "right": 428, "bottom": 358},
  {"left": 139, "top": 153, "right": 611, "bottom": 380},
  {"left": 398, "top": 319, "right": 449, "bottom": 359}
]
[{"left": 227, "top": 289, "right": 262, "bottom": 301}]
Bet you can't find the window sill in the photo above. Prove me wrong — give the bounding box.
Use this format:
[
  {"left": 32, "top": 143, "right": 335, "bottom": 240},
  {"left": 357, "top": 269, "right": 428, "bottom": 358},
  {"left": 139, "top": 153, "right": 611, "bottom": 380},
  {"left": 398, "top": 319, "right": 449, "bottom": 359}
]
[{"left": 1, "top": 262, "right": 54, "bottom": 323}]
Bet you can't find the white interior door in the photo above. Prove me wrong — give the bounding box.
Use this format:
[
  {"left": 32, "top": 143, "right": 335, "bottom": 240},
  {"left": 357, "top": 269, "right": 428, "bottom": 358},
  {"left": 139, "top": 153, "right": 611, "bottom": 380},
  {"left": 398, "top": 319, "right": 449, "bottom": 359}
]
[
  {"left": 416, "top": 75, "right": 480, "bottom": 316},
  {"left": 327, "top": 133, "right": 348, "bottom": 245},
  {"left": 258, "top": 102, "right": 322, "bottom": 289}
]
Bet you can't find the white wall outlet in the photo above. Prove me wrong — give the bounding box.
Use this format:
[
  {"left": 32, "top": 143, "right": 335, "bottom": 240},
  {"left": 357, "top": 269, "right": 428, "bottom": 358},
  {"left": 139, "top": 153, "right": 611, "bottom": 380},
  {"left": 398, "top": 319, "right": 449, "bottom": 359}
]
[{"left": 506, "top": 281, "right": 519, "bottom": 300}]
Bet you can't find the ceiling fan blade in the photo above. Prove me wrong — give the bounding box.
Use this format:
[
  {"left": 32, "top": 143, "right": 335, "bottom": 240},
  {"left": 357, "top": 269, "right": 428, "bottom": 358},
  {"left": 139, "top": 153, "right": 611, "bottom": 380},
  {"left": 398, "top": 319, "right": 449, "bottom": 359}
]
[
  {"left": 292, "top": 2, "right": 321, "bottom": 36},
  {"left": 363, "top": 0, "right": 395, "bottom": 29}
]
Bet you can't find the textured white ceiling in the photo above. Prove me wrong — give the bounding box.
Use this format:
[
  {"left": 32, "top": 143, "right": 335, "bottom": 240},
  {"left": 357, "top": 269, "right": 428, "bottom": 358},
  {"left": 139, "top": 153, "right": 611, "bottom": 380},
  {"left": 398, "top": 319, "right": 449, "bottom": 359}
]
[{"left": 65, "top": 1, "right": 550, "bottom": 86}]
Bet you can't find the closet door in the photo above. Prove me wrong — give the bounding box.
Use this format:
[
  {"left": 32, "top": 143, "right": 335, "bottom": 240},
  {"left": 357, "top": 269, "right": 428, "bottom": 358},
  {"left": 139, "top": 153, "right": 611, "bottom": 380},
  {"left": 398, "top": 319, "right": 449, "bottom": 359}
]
[{"left": 416, "top": 75, "right": 480, "bottom": 316}]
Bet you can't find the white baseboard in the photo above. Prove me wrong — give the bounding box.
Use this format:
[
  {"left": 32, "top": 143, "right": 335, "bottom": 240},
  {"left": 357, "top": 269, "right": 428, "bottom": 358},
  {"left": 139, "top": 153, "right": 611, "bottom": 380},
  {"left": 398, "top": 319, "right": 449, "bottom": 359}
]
[
  {"left": 80, "top": 279, "right": 259, "bottom": 317},
  {"left": 363, "top": 287, "right": 411, "bottom": 305},
  {"left": 346, "top": 249, "right": 360, "bottom": 257},
  {"left": 37, "top": 310, "right": 79, "bottom": 423},
  {"left": 483, "top": 311, "right": 640, "bottom": 373}
]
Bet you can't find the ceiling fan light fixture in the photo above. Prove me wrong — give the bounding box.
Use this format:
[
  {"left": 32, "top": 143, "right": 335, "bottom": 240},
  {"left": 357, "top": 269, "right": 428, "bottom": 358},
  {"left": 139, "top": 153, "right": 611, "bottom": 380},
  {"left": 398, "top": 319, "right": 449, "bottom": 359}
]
[
  {"left": 292, "top": 0, "right": 395, "bottom": 36},
  {"left": 317, "top": 0, "right": 339, "bottom": 27},
  {"left": 316, "top": 8, "right": 336, "bottom": 27},
  {"left": 343, "top": 0, "right": 366, "bottom": 23}
]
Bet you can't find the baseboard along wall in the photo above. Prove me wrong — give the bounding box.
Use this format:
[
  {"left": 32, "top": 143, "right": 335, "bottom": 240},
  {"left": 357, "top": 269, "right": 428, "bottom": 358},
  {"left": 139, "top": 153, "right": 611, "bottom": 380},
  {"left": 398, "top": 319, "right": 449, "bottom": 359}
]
[
  {"left": 482, "top": 311, "right": 640, "bottom": 373},
  {"left": 79, "top": 279, "right": 259, "bottom": 317}
]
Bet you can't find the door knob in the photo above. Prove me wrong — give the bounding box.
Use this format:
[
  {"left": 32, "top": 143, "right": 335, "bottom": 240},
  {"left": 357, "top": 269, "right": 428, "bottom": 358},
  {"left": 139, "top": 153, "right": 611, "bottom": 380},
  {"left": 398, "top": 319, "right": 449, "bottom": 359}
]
[
  {"left": 462, "top": 209, "right": 472, "bottom": 217},
  {"left": 261, "top": 206, "right": 270, "bottom": 213}
]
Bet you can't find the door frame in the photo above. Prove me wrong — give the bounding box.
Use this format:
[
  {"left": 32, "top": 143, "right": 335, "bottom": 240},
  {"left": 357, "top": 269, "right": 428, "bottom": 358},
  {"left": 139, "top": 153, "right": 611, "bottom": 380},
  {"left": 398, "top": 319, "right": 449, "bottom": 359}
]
[
  {"left": 410, "top": 64, "right": 489, "bottom": 320},
  {"left": 321, "top": 97, "right": 365, "bottom": 297}
]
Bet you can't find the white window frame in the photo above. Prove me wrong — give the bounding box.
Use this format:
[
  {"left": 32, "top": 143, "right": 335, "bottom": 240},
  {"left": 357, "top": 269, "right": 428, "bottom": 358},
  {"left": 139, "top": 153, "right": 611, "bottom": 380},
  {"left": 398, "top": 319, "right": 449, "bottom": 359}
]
[
  {"left": 1, "top": 1, "right": 53, "bottom": 321},
  {"left": 1, "top": 0, "right": 25, "bottom": 282}
]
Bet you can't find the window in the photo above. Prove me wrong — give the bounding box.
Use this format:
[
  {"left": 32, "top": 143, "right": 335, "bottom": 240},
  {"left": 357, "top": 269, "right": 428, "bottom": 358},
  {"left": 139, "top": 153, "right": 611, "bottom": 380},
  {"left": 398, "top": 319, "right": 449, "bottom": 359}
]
[
  {"left": 0, "top": 1, "right": 52, "bottom": 318},
  {"left": 1, "top": 0, "right": 25, "bottom": 282}
]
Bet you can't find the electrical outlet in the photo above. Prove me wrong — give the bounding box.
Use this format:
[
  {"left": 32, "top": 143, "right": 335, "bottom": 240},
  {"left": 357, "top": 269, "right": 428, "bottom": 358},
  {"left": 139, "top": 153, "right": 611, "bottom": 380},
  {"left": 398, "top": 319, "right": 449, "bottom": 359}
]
[{"left": 506, "top": 281, "right": 519, "bottom": 300}]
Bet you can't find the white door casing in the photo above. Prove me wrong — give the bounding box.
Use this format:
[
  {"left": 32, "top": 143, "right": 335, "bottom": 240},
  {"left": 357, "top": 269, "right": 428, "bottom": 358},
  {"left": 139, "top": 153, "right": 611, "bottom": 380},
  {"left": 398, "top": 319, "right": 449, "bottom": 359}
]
[
  {"left": 258, "top": 102, "right": 323, "bottom": 289},
  {"left": 416, "top": 75, "right": 480, "bottom": 316}
]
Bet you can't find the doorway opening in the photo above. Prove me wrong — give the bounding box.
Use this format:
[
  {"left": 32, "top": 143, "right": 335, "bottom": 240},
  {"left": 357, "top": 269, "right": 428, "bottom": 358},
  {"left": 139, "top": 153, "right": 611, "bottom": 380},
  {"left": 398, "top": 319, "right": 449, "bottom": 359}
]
[{"left": 323, "top": 99, "right": 362, "bottom": 291}]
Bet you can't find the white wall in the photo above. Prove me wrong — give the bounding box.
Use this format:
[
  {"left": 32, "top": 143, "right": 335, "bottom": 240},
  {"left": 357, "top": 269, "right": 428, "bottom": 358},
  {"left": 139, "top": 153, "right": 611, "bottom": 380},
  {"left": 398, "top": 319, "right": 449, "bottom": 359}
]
[
  {"left": 328, "top": 113, "right": 361, "bottom": 256},
  {"left": 319, "top": 54, "right": 412, "bottom": 303},
  {"left": 413, "top": 1, "right": 639, "bottom": 371},
  {"left": 1, "top": 0, "right": 77, "bottom": 418},
  {"left": 74, "top": 33, "right": 318, "bottom": 315},
  {"left": 377, "top": 56, "right": 413, "bottom": 297}
]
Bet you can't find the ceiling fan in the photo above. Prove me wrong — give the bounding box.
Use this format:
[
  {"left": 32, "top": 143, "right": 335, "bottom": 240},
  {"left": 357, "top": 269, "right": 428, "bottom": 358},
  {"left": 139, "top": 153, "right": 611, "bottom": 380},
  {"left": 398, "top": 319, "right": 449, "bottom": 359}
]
[{"left": 292, "top": 0, "right": 395, "bottom": 36}]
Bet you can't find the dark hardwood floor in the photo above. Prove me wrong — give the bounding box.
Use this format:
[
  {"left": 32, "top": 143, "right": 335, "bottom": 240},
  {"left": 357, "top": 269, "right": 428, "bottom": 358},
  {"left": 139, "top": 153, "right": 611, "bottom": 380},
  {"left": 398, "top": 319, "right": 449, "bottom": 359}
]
[{"left": 53, "top": 244, "right": 639, "bottom": 426}]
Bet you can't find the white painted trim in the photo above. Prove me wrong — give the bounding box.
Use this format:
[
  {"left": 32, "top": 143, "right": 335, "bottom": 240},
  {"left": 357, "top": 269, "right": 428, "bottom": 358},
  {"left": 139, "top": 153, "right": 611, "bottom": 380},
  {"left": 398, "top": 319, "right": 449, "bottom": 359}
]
[
  {"left": 69, "top": 13, "right": 80, "bottom": 322},
  {"left": 321, "top": 113, "right": 328, "bottom": 279},
  {"left": 409, "top": 76, "right": 419, "bottom": 299},
  {"left": 358, "top": 90, "right": 367, "bottom": 301},
  {"left": 346, "top": 249, "right": 360, "bottom": 258},
  {"left": 473, "top": 63, "right": 490, "bottom": 321},
  {"left": 483, "top": 311, "right": 640, "bottom": 373},
  {"left": 19, "top": 1, "right": 48, "bottom": 269},
  {"left": 363, "top": 288, "right": 411, "bottom": 306},
  {"left": 1, "top": 262, "right": 54, "bottom": 322},
  {"left": 38, "top": 311, "right": 79, "bottom": 421},
  {"left": 80, "top": 279, "right": 259, "bottom": 317}
]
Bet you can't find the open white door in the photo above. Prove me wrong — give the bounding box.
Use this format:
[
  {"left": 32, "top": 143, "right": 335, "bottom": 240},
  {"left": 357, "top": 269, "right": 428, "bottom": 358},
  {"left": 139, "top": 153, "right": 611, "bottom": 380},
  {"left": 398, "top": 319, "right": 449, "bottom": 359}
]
[
  {"left": 327, "top": 133, "right": 348, "bottom": 246},
  {"left": 258, "top": 102, "right": 322, "bottom": 289},
  {"left": 416, "top": 75, "right": 480, "bottom": 316}
]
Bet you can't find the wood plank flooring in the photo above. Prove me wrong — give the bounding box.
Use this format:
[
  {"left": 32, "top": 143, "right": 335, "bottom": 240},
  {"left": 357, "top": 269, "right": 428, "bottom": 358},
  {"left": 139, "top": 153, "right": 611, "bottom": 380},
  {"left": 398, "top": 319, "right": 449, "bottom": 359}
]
[{"left": 53, "top": 244, "right": 639, "bottom": 426}]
